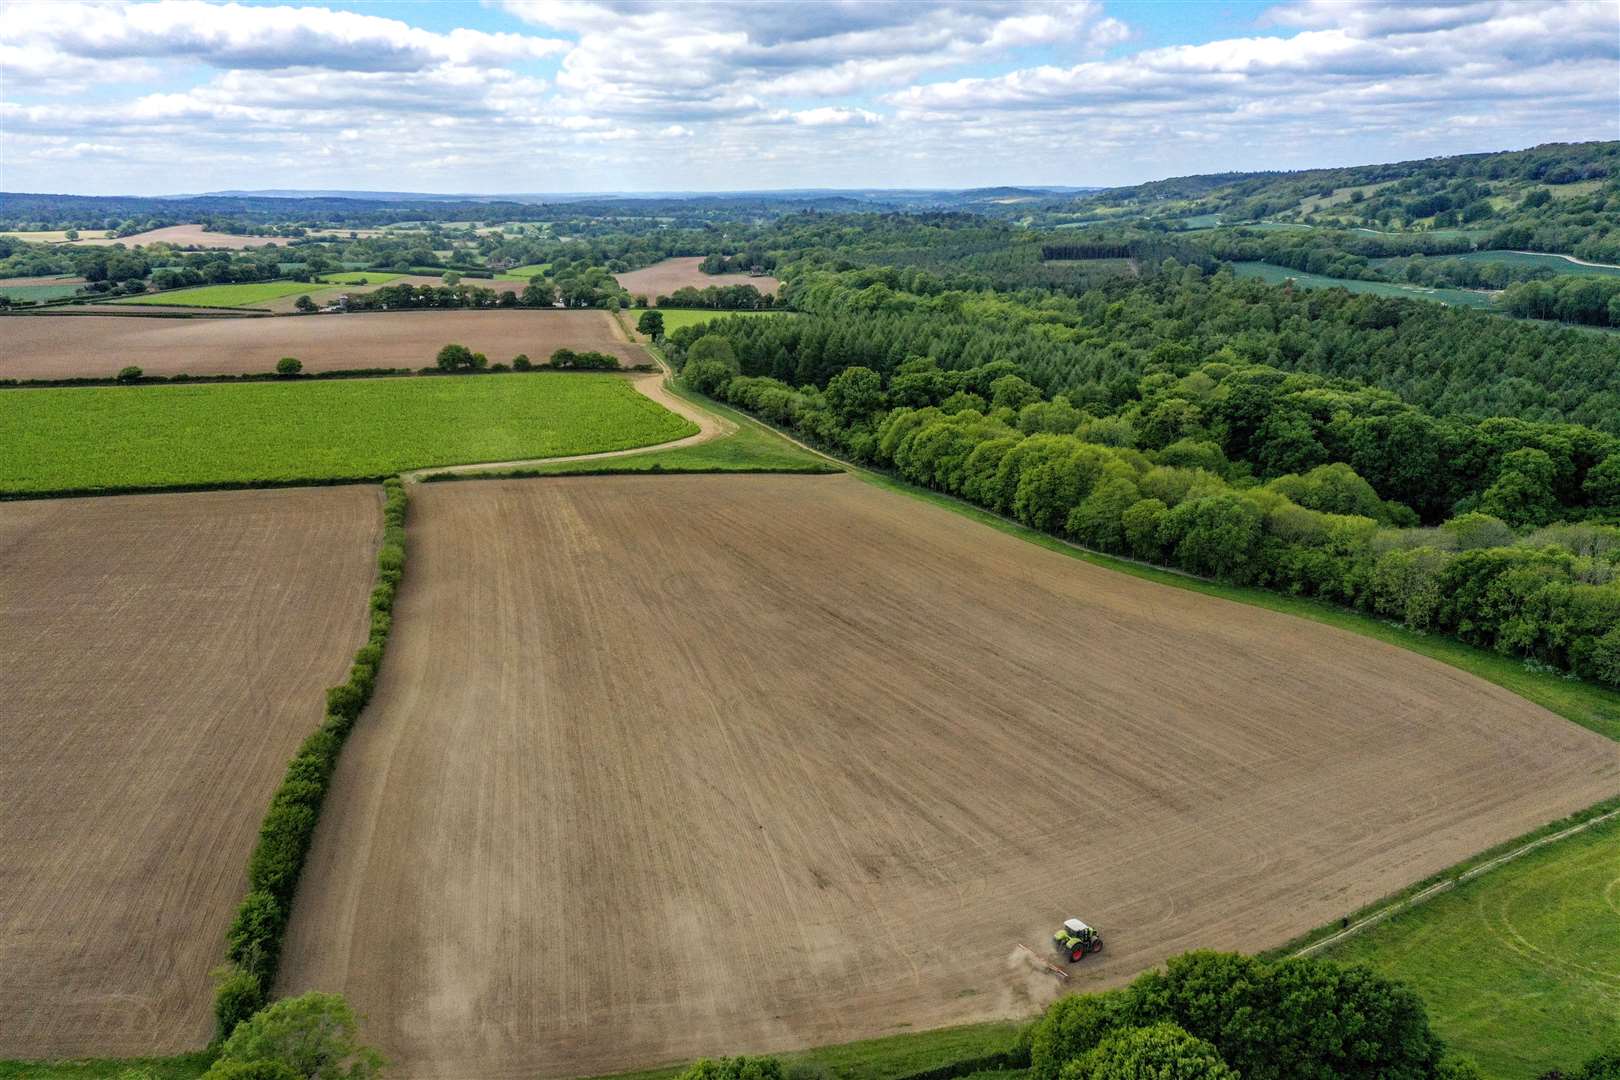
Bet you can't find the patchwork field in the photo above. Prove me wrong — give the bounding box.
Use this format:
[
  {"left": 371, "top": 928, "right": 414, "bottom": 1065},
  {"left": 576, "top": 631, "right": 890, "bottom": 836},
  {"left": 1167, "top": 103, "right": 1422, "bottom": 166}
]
[
  {"left": 276, "top": 473, "right": 1619, "bottom": 1079},
  {"left": 615, "top": 256, "right": 780, "bottom": 302},
  {"left": 0, "top": 486, "right": 381, "bottom": 1058},
  {"left": 0, "top": 309, "right": 644, "bottom": 379},
  {"left": 0, "top": 373, "right": 698, "bottom": 495},
  {"left": 257, "top": 275, "right": 443, "bottom": 313}
]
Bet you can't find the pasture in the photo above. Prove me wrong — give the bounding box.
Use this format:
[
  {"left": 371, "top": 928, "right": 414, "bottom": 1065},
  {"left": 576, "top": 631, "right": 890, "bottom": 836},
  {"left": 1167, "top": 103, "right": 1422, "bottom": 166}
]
[
  {"left": 275, "top": 473, "right": 1618, "bottom": 1079},
  {"left": 615, "top": 256, "right": 780, "bottom": 302},
  {"left": 643, "top": 308, "right": 788, "bottom": 336},
  {"left": 0, "top": 487, "right": 380, "bottom": 1057},
  {"left": 114, "top": 280, "right": 325, "bottom": 308},
  {"left": 1446, "top": 249, "right": 1620, "bottom": 277},
  {"left": 0, "top": 276, "right": 84, "bottom": 303},
  {"left": 1230, "top": 261, "right": 1493, "bottom": 307},
  {"left": 0, "top": 309, "right": 645, "bottom": 379},
  {"left": 0, "top": 373, "right": 698, "bottom": 495},
  {"left": 1323, "top": 813, "right": 1620, "bottom": 1076}
]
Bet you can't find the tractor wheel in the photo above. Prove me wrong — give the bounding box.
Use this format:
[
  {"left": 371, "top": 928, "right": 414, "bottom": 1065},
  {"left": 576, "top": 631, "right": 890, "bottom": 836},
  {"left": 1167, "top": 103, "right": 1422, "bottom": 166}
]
[
  {"left": 1071, "top": 948, "right": 1083, "bottom": 962},
  {"left": 1089, "top": 940, "right": 1104, "bottom": 954}
]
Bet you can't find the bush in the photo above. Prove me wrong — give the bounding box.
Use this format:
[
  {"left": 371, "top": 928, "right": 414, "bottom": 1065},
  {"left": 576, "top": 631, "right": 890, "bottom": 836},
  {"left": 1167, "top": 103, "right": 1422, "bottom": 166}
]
[
  {"left": 512, "top": 353, "right": 532, "bottom": 371},
  {"left": 550, "top": 347, "right": 620, "bottom": 370},
  {"left": 1065, "top": 1023, "right": 1236, "bottom": 1080},
  {"left": 208, "top": 992, "right": 382, "bottom": 1080},
  {"left": 116, "top": 365, "right": 143, "bottom": 383},
  {"left": 213, "top": 965, "right": 266, "bottom": 1044},
  {"left": 435, "top": 343, "right": 487, "bottom": 372},
  {"left": 275, "top": 357, "right": 302, "bottom": 376},
  {"left": 679, "top": 1057, "right": 785, "bottom": 1080}
]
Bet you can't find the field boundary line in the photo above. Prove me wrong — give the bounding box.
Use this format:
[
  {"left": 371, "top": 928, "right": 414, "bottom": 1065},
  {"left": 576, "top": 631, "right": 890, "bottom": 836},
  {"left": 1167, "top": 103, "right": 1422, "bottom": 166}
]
[{"left": 1290, "top": 806, "right": 1620, "bottom": 959}]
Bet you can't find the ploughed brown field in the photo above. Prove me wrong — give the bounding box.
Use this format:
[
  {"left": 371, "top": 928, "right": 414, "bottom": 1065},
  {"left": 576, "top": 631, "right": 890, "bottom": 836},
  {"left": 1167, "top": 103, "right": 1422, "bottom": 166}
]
[
  {"left": 0, "top": 487, "right": 381, "bottom": 1058},
  {"left": 0, "top": 309, "right": 644, "bottom": 379},
  {"left": 614, "top": 256, "right": 780, "bottom": 302},
  {"left": 67, "top": 224, "right": 277, "bottom": 249},
  {"left": 278, "top": 474, "right": 1620, "bottom": 1079}
]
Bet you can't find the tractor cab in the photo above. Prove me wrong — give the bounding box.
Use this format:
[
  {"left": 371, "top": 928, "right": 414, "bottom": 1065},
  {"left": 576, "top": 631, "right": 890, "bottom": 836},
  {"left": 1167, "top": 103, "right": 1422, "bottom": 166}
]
[{"left": 1053, "top": 917, "right": 1103, "bottom": 962}]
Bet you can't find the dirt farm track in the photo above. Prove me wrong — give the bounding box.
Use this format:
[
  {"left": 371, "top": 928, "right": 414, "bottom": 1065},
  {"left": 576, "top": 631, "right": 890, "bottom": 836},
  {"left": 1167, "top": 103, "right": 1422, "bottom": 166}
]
[
  {"left": 278, "top": 474, "right": 1620, "bottom": 1079},
  {"left": 0, "top": 309, "right": 643, "bottom": 379},
  {"left": 0, "top": 488, "right": 380, "bottom": 1058}
]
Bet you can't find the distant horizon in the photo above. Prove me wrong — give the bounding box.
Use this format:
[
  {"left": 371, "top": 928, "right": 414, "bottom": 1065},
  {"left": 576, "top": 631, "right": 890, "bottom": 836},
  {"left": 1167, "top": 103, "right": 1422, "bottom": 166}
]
[
  {"left": 7, "top": 136, "right": 1613, "bottom": 203},
  {"left": 4, "top": 1, "right": 1616, "bottom": 196}
]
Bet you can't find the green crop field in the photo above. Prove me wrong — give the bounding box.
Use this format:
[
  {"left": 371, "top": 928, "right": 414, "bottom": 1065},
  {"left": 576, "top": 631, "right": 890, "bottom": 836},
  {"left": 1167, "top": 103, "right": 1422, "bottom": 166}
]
[
  {"left": 0, "top": 373, "right": 698, "bottom": 496},
  {"left": 0, "top": 282, "right": 83, "bottom": 303},
  {"left": 113, "top": 280, "right": 325, "bottom": 308},
  {"left": 1447, "top": 250, "right": 1620, "bottom": 278},
  {"left": 1321, "top": 814, "right": 1620, "bottom": 1078},
  {"left": 497, "top": 262, "right": 551, "bottom": 280},
  {"left": 653, "top": 308, "right": 789, "bottom": 334},
  {"left": 1230, "top": 262, "right": 1493, "bottom": 307},
  {"left": 315, "top": 271, "right": 403, "bottom": 285}
]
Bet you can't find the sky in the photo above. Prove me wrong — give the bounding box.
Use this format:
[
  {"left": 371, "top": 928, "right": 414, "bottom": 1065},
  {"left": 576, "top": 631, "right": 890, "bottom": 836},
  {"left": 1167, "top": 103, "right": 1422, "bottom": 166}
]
[{"left": 2, "top": 0, "right": 1617, "bottom": 196}]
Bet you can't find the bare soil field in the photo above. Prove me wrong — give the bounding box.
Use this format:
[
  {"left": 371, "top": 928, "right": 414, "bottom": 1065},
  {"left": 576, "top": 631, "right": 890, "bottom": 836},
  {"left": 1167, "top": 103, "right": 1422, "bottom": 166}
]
[
  {"left": 68, "top": 224, "right": 278, "bottom": 249},
  {"left": 0, "top": 309, "right": 644, "bottom": 379},
  {"left": 615, "top": 256, "right": 780, "bottom": 302},
  {"left": 278, "top": 474, "right": 1620, "bottom": 1079},
  {"left": 0, "top": 487, "right": 381, "bottom": 1058}
]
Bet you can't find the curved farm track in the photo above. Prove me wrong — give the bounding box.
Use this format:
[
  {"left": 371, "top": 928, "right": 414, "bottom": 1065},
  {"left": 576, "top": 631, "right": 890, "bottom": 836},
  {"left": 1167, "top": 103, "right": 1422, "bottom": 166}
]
[{"left": 277, "top": 473, "right": 1620, "bottom": 1079}]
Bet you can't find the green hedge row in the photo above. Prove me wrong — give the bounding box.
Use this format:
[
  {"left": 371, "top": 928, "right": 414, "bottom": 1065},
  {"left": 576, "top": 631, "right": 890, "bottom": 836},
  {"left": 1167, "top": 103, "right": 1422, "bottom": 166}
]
[{"left": 212, "top": 477, "right": 408, "bottom": 1042}]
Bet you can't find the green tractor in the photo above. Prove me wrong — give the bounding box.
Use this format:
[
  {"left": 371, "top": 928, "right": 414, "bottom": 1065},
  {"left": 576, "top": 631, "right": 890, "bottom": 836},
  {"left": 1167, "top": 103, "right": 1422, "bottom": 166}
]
[{"left": 1053, "top": 917, "right": 1103, "bottom": 963}]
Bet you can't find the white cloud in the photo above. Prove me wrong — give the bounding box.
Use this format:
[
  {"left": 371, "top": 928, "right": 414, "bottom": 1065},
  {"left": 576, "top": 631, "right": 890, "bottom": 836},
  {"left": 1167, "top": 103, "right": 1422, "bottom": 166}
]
[{"left": 0, "top": 0, "right": 1615, "bottom": 194}]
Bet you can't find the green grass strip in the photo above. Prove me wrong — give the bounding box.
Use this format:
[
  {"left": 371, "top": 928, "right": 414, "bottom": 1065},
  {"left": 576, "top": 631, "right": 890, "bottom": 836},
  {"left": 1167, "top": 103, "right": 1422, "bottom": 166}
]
[{"left": 2, "top": 373, "right": 699, "bottom": 496}]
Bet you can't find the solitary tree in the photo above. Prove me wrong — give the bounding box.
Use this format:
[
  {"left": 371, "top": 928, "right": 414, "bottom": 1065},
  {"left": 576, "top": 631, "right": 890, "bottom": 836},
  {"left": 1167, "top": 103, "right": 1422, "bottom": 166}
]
[
  {"left": 275, "top": 357, "right": 303, "bottom": 376},
  {"left": 294, "top": 295, "right": 316, "bottom": 313},
  {"left": 116, "top": 365, "right": 143, "bottom": 383},
  {"left": 442, "top": 271, "right": 461, "bottom": 286},
  {"left": 637, "top": 310, "right": 665, "bottom": 338},
  {"left": 435, "top": 343, "right": 486, "bottom": 372}
]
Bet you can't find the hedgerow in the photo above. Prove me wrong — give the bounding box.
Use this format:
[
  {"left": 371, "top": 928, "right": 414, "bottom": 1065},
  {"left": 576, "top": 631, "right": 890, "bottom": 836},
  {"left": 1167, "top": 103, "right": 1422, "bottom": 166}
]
[{"left": 213, "top": 477, "right": 408, "bottom": 1041}]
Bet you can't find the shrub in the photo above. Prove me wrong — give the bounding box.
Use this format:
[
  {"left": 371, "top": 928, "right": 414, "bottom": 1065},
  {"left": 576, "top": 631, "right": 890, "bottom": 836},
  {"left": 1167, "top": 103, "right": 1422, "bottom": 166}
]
[
  {"left": 275, "top": 357, "right": 302, "bottom": 376},
  {"left": 512, "top": 353, "right": 532, "bottom": 371},
  {"left": 213, "top": 965, "right": 266, "bottom": 1044},
  {"left": 1064, "top": 1023, "right": 1235, "bottom": 1080},
  {"left": 435, "top": 343, "right": 487, "bottom": 372},
  {"left": 116, "top": 365, "right": 143, "bottom": 383},
  {"left": 550, "top": 347, "right": 620, "bottom": 370},
  {"left": 679, "top": 1057, "right": 785, "bottom": 1080},
  {"left": 203, "top": 1061, "right": 300, "bottom": 1080},
  {"left": 209, "top": 992, "right": 382, "bottom": 1080}
]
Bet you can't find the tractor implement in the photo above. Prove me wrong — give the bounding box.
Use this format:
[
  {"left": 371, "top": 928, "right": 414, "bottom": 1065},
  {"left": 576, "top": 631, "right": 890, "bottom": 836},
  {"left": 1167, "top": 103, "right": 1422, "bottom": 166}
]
[{"left": 1017, "top": 942, "right": 1071, "bottom": 980}]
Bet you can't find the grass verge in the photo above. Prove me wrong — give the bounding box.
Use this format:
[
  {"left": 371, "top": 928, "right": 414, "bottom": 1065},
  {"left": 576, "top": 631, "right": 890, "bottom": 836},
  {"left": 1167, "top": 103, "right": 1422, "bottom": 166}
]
[
  {"left": 0, "top": 1054, "right": 212, "bottom": 1080},
  {"left": 592, "top": 1021, "right": 1023, "bottom": 1080},
  {"left": 2, "top": 373, "right": 699, "bottom": 497},
  {"left": 1314, "top": 810, "right": 1620, "bottom": 1077}
]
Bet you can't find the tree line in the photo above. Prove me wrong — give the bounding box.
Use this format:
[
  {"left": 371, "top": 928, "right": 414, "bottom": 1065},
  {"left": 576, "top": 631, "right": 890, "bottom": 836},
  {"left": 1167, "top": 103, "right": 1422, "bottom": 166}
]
[{"left": 676, "top": 326, "right": 1620, "bottom": 687}]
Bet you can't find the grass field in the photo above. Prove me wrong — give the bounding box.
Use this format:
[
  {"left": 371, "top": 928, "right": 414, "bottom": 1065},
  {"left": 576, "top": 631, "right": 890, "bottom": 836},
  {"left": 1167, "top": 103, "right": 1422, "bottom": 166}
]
[
  {"left": 1445, "top": 249, "right": 1620, "bottom": 277},
  {"left": 0, "top": 373, "right": 698, "bottom": 495},
  {"left": 315, "top": 271, "right": 403, "bottom": 285},
  {"left": 651, "top": 308, "right": 789, "bottom": 335},
  {"left": 1230, "top": 262, "right": 1493, "bottom": 307},
  {"left": 1322, "top": 814, "right": 1620, "bottom": 1077},
  {"left": 0, "top": 283, "right": 83, "bottom": 303},
  {"left": 113, "top": 280, "right": 323, "bottom": 308},
  {"left": 498, "top": 262, "right": 551, "bottom": 280}
]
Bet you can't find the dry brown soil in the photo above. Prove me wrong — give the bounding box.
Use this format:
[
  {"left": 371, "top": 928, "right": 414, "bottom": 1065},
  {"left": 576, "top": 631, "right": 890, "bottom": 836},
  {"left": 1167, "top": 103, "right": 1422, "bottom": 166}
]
[
  {"left": 0, "top": 310, "right": 645, "bottom": 378},
  {"left": 0, "top": 487, "right": 381, "bottom": 1058},
  {"left": 67, "top": 224, "right": 278, "bottom": 249},
  {"left": 615, "top": 256, "right": 780, "bottom": 303},
  {"left": 278, "top": 474, "right": 1620, "bottom": 1079}
]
